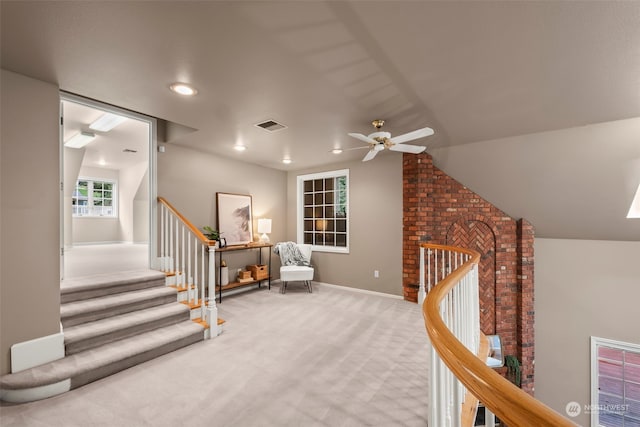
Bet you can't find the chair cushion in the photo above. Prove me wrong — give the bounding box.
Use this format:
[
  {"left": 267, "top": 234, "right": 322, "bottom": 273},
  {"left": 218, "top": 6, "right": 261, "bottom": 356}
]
[{"left": 280, "top": 265, "right": 314, "bottom": 281}]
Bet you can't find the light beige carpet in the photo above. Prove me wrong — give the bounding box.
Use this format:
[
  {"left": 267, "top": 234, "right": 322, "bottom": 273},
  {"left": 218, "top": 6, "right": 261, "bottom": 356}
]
[{"left": 0, "top": 283, "right": 430, "bottom": 427}]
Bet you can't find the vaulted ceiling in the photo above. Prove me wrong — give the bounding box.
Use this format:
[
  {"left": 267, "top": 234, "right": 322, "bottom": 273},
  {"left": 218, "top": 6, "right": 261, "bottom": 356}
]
[{"left": 2, "top": 1, "right": 639, "bottom": 240}]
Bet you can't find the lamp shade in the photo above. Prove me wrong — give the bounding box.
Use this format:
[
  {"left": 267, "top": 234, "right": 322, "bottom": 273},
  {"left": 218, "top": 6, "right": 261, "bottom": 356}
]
[{"left": 257, "top": 218, "right": 272, "bottom": 234}]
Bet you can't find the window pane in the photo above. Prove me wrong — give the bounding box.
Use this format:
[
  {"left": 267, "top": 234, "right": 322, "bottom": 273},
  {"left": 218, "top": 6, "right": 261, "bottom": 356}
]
[
  {"left": 94, "top": 182, "right": 103, "bottom": 190},
  {"left": 303, "top": 233, "right": 313, "bottom": 244},
  {"left": 104, "top": 200, "right": 112, "bottom": 207},
  {"left": 304, "top": 194, "right": 313, "bottom": 206},
  {"left": 325, "top": 191, "right": 334, "bottom": 204},
  {"left": 304, "top": 220, "right": 313, "bottom": 231},
  {"left": 325, "top": 178, "right": 334, "bottom": 191},
  {"left": 104, "top": 191, "right": 112, "bottom": 198},
  {"left": 336, "top": 220, "right": 346, "bottom": 232},
  {"left": 103, "top": 183, "right": 112, "bottom": 190},
  {"left": 304, "top": 180, "right": 313, "bottom": 193},
  {"left": 315, "top": 192, "right": 323, "bottom": 205},
  {"left": 336, "top": 234, "right": 347, "bottom": 247},
  {"left": 314, "top": 179, "right": 323, "bottom": 191}
]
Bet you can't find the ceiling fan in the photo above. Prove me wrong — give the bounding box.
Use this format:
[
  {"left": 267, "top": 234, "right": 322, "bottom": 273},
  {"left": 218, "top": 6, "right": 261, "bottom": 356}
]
[{"left": 347, "top": 119, "right": 434, "bottom": 162}]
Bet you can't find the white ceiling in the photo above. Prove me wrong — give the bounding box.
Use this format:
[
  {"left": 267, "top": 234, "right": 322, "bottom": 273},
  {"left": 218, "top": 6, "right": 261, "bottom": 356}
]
[
  {"left": 62, "top": 100, "right": 149, "bottom": 170},
  {"left": 2, "top": 1, "right": 639, "bottom": 240}
]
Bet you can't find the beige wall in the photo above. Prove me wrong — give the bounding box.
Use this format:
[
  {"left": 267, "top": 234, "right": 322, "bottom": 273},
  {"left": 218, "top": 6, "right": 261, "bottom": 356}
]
[
  {"left": 286, "top": 154, "right": 403, "bottom": 296},
  {"left": 535, "top": 238, "right": 640, "bottom": 426},
  {"left": 157, "top": 144, "right": 288, "bottom": 275},
  {"left": 0, "top": 70, "right": 61, "bottom": 375}
]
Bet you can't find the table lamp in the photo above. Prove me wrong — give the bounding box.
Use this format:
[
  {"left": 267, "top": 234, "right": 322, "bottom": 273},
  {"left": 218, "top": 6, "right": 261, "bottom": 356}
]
[{"left": 258, "top": 218, "right": 272, "bottom": 243}]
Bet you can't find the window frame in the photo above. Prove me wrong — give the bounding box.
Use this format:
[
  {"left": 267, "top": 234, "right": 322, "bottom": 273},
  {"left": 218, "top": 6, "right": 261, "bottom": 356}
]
[
  {"left": 72, "top": 177, "right": 117, "bottom": 218},
  {"left": 591, "top": 336, "right": 640, "bottom": 427},
  {"left": 296, "top": 169, "right": 349, "bottom": 254}
]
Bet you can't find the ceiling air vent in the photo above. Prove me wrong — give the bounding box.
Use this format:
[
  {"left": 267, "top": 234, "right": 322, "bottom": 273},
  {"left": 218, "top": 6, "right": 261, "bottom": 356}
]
[
  {"left": 255, "top": 119, "right": 287, "bottom": 132},
  {"left": 122, "top": 148, "right": 138, "bottom": 153}
]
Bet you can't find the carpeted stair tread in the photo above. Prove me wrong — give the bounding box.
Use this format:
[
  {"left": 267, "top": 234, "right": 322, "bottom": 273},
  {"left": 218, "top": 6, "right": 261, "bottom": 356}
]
[
  {"left": 61, "top": 269, "right": 166, "bottom": 303},
  {"left": 61, "top": 286, "right": 178, "bottom": 327},
  {"left": 64, "top": 303, "right": 191, "bottom": 355},
  {"left": 0, "top": 321, "right": 205, "bottom": 390}
]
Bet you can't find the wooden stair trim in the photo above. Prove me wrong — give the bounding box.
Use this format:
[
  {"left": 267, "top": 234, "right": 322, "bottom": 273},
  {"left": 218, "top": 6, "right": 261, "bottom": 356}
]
[{"left": 180, "top": 299, "right": 203, "bottom": 310}]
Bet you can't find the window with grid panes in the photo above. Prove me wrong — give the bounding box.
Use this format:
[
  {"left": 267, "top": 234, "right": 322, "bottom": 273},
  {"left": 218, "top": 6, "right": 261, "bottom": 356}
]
[
  {"left": 72, "top": 178, "right": 116, "bottom": 217},
  {"left": 591, "top": 337, "right": 640, "bottom": 427},
  {"left": 297, "top": 169, "right": 349, "bottom": 253}
]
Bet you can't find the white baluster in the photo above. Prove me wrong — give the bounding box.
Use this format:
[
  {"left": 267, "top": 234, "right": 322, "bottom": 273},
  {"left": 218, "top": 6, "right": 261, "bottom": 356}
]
[
  {"left": 427, "top": 248, "right": 432, "bottom": 291},
  {"left": 418, "top": 246, "right": 426, "bottom": 304},
  {"left": 201, "top": 244, "right": 205, "bottom": 309},
  {"left": 188, "top": 232, "right": 192, "bottom": 291},
  {"left": 193, "top": 237, "right": 198, "bottom": 304},
  {"left": 181, "top": 224, "right": 185, "bottom": 287},
  {"left": 160, "top": 205, "right": 165, "bottom": 271},
  {"left": 169, "top": 211, "right": 173, "bottom": 272},
  {"left": 174, "top": 217, "right": 180, "bottom": 284}
]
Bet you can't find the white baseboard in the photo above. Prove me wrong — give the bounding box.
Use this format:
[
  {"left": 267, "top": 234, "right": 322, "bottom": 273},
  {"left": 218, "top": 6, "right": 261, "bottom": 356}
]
[
  {"left": 271, "top": 279, "right": 403, "bottom": 300},
  {"left": 11, "top": 332, "right": 65, "bottom": 373},
  {"left": 0, "top": 379, "right": 70, "bottom": 403}
]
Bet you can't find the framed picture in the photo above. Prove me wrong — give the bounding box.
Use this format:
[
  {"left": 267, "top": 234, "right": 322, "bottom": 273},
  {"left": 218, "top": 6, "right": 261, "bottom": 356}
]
[{"left": 216, "top": 193, "right": 253, "bottom": 246}]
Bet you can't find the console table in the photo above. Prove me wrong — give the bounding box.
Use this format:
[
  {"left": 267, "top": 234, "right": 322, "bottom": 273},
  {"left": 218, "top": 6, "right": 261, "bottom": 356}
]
[{"left": 215, "top": 243, "right": 272, "bottom": 302}]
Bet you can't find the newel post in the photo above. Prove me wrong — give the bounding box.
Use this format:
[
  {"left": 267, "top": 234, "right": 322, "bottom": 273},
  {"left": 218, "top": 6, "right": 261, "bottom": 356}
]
[{"left": 206, "top": 245, "right": 219, "bottom": 338}]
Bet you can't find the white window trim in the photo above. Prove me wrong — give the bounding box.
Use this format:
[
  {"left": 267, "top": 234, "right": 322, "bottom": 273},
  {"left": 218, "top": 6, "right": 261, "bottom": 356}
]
[
  {"left": 590, "top": 336, "right": 640, "bottom": 427},
  {"left": 72, "top": 176, "right": 118, "bottom": 218},
  {"left": 297, "top": 169, "right": 349, "bottom": 254}
]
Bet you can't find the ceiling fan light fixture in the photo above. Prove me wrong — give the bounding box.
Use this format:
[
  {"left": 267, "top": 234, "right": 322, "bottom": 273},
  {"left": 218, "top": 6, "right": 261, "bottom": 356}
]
[
  {"left": 234, "top": 144, "right": 247, "bottom": 151},
  {"left": 282, "top": 158, "right": 292, "bottom": 164},
  {"left": 169, "top": 82, "right": 198, "bottom": 96},
  {"left": 332, "top": 148, "right": 343, "bottom": 154}
]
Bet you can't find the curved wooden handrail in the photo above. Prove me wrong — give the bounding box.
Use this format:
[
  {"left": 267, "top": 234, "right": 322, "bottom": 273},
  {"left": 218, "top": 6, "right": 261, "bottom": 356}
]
[
  {"left": 157, "top": 197, "right": 216, "bottom": 246},
  {"left": 421, "top": 243, "right": 575, "bottom": 426}
]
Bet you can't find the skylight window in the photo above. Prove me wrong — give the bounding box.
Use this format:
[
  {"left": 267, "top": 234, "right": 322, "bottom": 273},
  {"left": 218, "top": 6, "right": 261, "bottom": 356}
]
[{"left": 627, "top": 183, "right": 640, "bottom": 218}]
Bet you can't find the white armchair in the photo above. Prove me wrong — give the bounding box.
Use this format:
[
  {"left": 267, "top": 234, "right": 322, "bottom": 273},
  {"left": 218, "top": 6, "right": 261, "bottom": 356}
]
[{"left": 274, "top": 242, "right": 314, "bottom": 294}]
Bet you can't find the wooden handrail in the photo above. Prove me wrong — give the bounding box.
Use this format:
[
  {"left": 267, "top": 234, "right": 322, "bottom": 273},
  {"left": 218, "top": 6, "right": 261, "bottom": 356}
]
[
  {"left": 421, "top": 243, "right": 575, "bottom": 426},
  {"left": 157, "top": 197, "right": 215, "bottom": 246}
]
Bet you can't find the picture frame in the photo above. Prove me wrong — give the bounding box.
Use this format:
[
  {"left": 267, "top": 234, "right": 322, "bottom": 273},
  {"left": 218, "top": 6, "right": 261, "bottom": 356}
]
[{"left": 216, "top": 192, "right": 253, "bottom": 246}]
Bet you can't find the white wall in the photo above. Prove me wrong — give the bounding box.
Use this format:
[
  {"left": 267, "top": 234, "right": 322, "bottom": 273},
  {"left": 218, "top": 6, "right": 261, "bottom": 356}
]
[
  {"left": 0, "top": 69, "right": 61, "bottom": 375},
  {"left": 286, "top": 154, "right": 403, "bottom": 296},
  {"left": 118, "top": 162, "right": 148, "bottom": 243},
  {"left": 72, "top": 166, "right": 120, "bottom": 244},
  {"left": 535, "top": 238, "right": 640, "bottom": 426}
]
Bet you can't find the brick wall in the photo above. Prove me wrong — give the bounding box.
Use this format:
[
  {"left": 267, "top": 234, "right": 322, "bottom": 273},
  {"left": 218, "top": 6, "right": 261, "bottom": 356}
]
[{"left": 403, "top": 152, "right": 535, "bottom": 394}]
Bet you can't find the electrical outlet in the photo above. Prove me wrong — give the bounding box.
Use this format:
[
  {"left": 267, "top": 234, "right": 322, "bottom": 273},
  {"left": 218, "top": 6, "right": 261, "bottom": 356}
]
[{"left": 374, "top": 270, "right": 379, "bottom": 278}]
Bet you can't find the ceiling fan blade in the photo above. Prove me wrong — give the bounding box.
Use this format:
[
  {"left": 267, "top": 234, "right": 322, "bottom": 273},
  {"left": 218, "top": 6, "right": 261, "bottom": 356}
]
[
  {"left": 362, "top": 149, "right": 379, "bottom": 162},
  {"left": 389, "top": 144, "right": 426, "bottom": 154},
  {"left": 348, "top": 132, "right": 377, "bottom": 145},
  {"left": 389, "top": 126, "right": 434, "bottom": 144}
]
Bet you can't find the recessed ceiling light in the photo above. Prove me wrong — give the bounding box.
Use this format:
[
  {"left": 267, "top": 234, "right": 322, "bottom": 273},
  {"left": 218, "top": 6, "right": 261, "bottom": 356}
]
[
  {"left": 169, "top": 82, "right": 197, "bottom": 96},
  {"left": 282, "top": 158, "right": 292, "bottom": 164},
  {"left": 332, "top": 148, "right": 343, "bottom": 154},
  {"left": 234, "top": 144, "right": 247, "bottom": 151}
]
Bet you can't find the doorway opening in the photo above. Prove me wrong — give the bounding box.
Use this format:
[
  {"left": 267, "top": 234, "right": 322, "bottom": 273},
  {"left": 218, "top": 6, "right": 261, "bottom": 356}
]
[{"left": 60, "top": 93, "right": 157, "bottom": 279}]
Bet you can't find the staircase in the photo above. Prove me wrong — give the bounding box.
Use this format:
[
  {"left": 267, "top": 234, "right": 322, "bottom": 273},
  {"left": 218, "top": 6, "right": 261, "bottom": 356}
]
[{"left": 0, "top": 269, "right": 216, "bottom": 403}]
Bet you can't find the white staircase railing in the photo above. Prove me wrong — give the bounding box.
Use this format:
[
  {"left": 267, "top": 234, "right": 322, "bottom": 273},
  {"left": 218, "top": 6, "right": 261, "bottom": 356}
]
[
  {"left": 420, "top": 243, "right": 574, "bottom": 427},
  {"left": 158, "top": 197, "right": 219, "bottom": 339}
]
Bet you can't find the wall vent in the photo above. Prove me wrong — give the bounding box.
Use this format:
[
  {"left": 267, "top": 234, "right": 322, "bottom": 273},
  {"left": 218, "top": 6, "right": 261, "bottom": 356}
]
[{"left": 255, "top": 119, "right": 287, "bottom": 132}]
